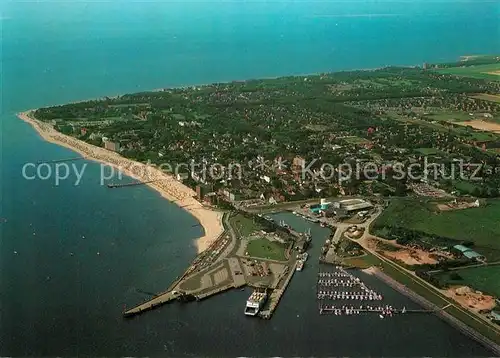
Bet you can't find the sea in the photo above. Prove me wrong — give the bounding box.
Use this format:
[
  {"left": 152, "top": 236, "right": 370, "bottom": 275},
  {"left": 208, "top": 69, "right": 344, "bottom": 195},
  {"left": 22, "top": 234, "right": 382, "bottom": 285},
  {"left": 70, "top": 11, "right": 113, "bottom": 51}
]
[{"left": 1, "top": 0, "right": 499, "bottom": 356}]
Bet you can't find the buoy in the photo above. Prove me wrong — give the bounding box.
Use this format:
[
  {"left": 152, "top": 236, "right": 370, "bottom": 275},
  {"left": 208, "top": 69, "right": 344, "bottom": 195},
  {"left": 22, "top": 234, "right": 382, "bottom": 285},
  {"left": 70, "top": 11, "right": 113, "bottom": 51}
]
[
  {"left": 97, "top": 252, "right": 100, "bottom": 255},
  {"left": 14, "top": 251, "right": 18, "bottom": 254}
]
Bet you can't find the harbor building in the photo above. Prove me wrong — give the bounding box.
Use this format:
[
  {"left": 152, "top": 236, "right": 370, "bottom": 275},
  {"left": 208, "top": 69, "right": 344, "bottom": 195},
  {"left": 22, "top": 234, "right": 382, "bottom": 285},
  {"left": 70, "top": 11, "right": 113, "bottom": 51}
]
[
  {"left": 452, "top": 245, "right": 485, "bottom": 261},
  {"left": 310, "top": 198, "right": 372, "bottom": 216},
  {"left": 339, "top": 199, "right": 373, "bottom": 212}
]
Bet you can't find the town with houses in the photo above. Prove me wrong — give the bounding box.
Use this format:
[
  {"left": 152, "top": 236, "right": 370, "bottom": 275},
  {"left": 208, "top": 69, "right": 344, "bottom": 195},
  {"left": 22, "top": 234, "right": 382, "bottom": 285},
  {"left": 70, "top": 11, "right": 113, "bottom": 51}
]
[{"left": 32, "top": 57, "right": 500, "bottom": 344}]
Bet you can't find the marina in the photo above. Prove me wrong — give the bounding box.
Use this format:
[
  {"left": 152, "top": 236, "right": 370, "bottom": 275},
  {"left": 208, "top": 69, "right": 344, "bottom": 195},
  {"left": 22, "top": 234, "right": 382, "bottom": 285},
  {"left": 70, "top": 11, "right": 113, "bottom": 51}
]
[
  {"left": 317, "top": 266, "right": 384, "bottom": 302},
  {"left": 316, "top": 266, "right": 437, "bottom": 317}
]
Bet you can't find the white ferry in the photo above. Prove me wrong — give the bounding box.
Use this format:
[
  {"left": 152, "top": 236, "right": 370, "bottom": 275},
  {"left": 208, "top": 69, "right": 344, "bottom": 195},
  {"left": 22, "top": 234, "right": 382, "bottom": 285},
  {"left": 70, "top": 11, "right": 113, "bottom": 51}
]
[{"left": 244, "top": 290, "right": 268, "bottom": 316}]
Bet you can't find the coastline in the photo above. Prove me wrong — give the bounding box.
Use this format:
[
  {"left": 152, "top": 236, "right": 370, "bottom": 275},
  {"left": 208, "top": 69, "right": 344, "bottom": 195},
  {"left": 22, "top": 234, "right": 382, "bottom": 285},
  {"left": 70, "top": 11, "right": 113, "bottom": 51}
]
[{"left": 17, "top": 110, "right": 224, "bottom": 254}]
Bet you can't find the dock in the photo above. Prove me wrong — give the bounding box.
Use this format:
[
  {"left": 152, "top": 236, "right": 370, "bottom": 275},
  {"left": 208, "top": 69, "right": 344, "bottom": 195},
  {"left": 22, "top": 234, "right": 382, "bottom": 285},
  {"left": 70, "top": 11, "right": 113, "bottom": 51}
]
[
  {"left": 123, "top": 212, "right": 302, "bottom": 321},
  {"left": 258, "top": 265, "right": 296, "bottom": 319},
  {"left": 123, "top": 291, "right": 179, "bottom": 317},
  {"left": 319, "top": 305, "right": 436, "bottom": 315}
]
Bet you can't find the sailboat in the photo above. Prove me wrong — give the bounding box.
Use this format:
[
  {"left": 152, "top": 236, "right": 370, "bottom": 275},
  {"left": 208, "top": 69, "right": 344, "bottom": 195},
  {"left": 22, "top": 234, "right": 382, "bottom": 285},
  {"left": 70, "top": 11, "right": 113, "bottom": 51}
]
[{"left": 402, "top": 306, "right": 406, "bottom": 314}]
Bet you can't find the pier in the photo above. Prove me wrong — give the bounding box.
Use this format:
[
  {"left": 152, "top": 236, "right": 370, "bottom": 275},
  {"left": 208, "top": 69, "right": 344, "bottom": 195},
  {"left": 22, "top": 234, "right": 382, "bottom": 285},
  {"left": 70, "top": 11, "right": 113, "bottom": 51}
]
[
  {"left": 37, "top": 157, "right": 84, "bottom": 164},
  {"left": 123, "top": 213, "right": 305, "bottom": 320},
  {"left": 123, "top": 291, "right": 179, "bottom": 317},
  {"left": 319, "top": 304, "right": 436, "bottom": 316},
  {"left": 107, "top": 180, "right": 156, "bottom": 188},
  {"left": 258, "top": 265, "right": 296, "bottom": 319}
]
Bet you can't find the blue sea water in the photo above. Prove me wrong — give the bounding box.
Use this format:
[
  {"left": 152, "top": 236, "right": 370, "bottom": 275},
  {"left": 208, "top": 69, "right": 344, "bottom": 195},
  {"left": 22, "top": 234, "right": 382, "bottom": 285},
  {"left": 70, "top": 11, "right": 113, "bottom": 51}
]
[{"left": 1, "top": 0, "right": 499, "bottom": 356}]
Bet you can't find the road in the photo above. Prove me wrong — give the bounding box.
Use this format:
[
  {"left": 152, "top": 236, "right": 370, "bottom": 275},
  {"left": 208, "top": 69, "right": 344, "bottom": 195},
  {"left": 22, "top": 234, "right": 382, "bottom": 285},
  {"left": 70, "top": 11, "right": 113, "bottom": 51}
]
[{"left": 351, "top": 210, "right": 500, "bottom": 339}]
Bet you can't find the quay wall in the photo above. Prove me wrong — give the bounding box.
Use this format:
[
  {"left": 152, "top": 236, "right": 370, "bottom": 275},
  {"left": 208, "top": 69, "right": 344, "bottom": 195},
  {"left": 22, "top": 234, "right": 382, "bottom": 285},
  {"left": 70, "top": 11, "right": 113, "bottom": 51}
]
[{"left": 259, "top": 265, "right": 296, "bottom": 319}]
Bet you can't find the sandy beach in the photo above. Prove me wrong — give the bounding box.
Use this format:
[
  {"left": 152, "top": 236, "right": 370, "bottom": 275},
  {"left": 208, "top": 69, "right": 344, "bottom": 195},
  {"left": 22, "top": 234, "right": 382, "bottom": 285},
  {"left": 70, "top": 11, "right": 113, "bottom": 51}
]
[{"left": 17, "top": 110, "right": 224, "bottom": 253}]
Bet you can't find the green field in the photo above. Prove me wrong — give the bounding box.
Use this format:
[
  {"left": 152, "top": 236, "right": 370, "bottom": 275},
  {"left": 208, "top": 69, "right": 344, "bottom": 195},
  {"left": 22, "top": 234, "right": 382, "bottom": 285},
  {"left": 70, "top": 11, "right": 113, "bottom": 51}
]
[
  {"left": 425, "top": 111, "right": 473, "bottom": 123},
  {"left": 393, "top": 111, "right": 499, "bottom": 142},
  {"left": 230, "top": 214, "right": 263, "bottom": 237},
  {"left": 432, "top": 265, "right": 500, "bottom": 298},
  {"left": 371, "top": 254, "right": 500, "bottom": 344},
  {"left": 341, "top": 248, "right": 500, "bottom": 343},
  {"left": 453, "top": 180, "right": 483, "bottom": 195},
  {"left": 436, "top": 63, "right": 500, "bottom": 80},
  {"left": 373, "top": 198, "right": 500, "bottom": 251},
  {"left": 246, "top": 238, "right": 287, "bottom": 261},
  {"left": 344, "top": 136, "right": 370, "bottom": 145},
  {"left": 415, "top": 147, "right": 445, "bottom": 156}
]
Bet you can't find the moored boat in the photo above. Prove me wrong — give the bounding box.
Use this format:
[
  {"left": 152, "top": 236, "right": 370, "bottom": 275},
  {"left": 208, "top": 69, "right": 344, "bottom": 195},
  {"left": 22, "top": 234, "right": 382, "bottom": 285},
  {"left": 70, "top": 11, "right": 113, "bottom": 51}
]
[{"left": 296, "top": 260, "right": 305, "bottom": 271}]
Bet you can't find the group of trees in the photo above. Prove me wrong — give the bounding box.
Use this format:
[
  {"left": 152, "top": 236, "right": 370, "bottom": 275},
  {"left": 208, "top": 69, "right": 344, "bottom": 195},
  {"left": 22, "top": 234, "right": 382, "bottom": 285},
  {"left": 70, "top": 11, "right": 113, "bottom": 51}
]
[{"left": 33, "top": 61, "right": 500, "bottom": 201}]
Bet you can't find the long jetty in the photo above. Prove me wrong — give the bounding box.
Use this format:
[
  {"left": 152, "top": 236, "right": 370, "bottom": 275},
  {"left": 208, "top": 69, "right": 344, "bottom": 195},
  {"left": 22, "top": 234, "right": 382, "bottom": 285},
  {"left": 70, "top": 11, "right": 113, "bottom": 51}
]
[
  {"left": 107, "top": 180, "right": 156, "bottom": 188},
  {"left": 37, "top": 157, "right": 84, "bottom": 164},
  {"left": 124, "top": 223, "right": 230, "bottom": 318},
  {"left": 319, "top": 307, "right": 435, "bottom": 315}
]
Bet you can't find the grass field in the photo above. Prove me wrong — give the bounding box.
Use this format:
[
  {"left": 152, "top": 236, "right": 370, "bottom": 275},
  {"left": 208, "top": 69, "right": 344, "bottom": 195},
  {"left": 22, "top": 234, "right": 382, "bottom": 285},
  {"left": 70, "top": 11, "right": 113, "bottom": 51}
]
[
  {"left": 436, "top": 63, "right": 500, "bottom": 80},
  {"left": 392, "top": 111, "right": 499, "bottom": 142},
  {"left": 229, "top": 214, "right": 263, "bottom": 237},
  {"left": 415, "top": 147, "right": 445, "bottom": 156},
  {"left": 344, "top": 136, "right": 370, "bottom": 145},
  {"left": 432, "top": 264, "right": 500, "bottom": 298},
  {"left": 425, "top": 111, "right": 473, "bottom": 123},
  {"left": 453, "top": 180, "right": 483, "bottom": 195},
  {"left": 246, "top": 237, "right": 287, "bottom": 261},
  {"left": 373, "top": 198, "right": 500, "bottom": 252}
]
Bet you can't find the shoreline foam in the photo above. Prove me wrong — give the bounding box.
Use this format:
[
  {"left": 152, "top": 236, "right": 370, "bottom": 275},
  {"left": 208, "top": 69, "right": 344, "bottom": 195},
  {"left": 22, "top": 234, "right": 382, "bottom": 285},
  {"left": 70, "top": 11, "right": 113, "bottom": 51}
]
[{"left": 17, "top": 110, "right": 224, "bottom": 254}]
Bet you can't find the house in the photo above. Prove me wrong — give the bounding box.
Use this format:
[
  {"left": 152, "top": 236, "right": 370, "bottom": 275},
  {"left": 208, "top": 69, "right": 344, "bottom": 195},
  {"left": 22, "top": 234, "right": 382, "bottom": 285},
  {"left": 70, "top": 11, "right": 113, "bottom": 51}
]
[
  {"left": 339, "top": 199, "right": 373, "bottom": 212},
  {"left": 222, "top": 190, "right": 238, "bottom": 202},
  {"left": 204, "top": 192, "right": 218, "bottom": 205},
  {"left": 293, "top": 156, "right": 306, "bottom": 168},
  {"left": 176, "top": 173, "right": 189, "bottom": 182},
  {"left": 104, "top": 141, "right": 120, "bottom": 152},
  {"left": 261, "top": 175, "right": 271, "bottom": 183},
  {"left": 490, "top": 311, "right": 500, "bottom": 324}
]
